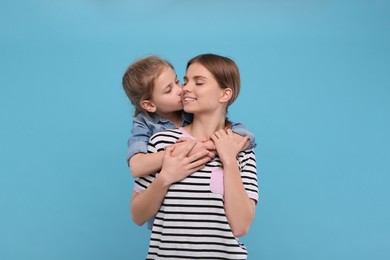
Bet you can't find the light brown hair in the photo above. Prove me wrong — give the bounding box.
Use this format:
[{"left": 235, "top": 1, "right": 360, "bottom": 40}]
[{"left": 122, "top": 56, "right": 173, "bottom": 116}]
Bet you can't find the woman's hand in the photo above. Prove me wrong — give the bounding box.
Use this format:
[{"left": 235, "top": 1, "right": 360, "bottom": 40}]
[{"left": 158, "top": 141, "right": 212, "bottom": 186}]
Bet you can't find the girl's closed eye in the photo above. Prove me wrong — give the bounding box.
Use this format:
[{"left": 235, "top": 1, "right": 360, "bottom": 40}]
[{"left": 164, "top": 87, "right": 172, "bottom": 93}]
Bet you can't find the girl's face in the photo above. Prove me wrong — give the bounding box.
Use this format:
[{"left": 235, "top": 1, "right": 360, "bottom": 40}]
[
  {"left": 150, "top": 66, "right": 183, "bottom": 115},
  {"left": 182, "top": 62, "right": 225, "bottom": 114}
]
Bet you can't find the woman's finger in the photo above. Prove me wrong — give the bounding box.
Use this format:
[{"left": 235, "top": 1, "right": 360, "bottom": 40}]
[
  {"left": 207, "top": 151, "right": 216, "bottom": 159},
  {"left": 186, "top": 149, "right": 209, "bottom": 163},
  {"left": 188, "top": 156, "right": 211, "bottom": 170}
]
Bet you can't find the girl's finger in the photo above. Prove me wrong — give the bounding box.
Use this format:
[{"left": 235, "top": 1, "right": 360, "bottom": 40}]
[
  {"left": 181, "top": 141, "right": 197, "bottom": 157},
  {"left": 203, "top": 140, "right": 215, "bottom": 150},
  {"left": 165, "top": 145, "right": 175, "bottom": 155},
  {"left": 227, "top": 128, "right": 234, "bottom": 137},
  {"left": 176, "top": 137, "right": 192, "bottom": 143},
  {"left": 214, "top": 130, "right": 223, "bottom": 139},
  {"left": 239, "top": 136, "right": 250, "bottom": 150}
]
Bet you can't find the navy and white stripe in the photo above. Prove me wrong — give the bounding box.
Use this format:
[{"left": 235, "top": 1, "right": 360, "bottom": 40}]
[{"left": 134, "top": 129, "right": 258, "bottom": 260}]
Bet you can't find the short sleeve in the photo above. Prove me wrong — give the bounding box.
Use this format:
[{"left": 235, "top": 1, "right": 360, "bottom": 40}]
[
  {"left": 126, "top": 116, "right": 152, "bottom": 162},
  {"left": 237, "top": 149, "right": 259, "bottom": 203},
  {"left": 133, "top": 129, "right": 183, "bottom": 193},
  {"left": 133, "top": 139, "right": 158, "bottom": 193}
]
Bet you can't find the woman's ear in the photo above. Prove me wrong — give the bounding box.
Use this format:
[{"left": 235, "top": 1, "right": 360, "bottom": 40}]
[
  {"left": 219, "top": 88, "right": 233, "bottom": 103},
  {"left": 140, "top": 100, "right": 157, "bottom": 113}
]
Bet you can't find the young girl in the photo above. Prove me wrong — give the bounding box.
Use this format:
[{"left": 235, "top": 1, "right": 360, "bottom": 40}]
[
  {"left": 131, "top": 54, "right": 258, "bottom": 259},
  {"left": 122, "top": 56, "right": 256, "bottom": 178}
]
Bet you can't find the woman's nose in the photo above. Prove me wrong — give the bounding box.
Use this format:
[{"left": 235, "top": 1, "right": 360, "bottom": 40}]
[{"left": 182, "top": 83, "right": 190, "bottom": 92}]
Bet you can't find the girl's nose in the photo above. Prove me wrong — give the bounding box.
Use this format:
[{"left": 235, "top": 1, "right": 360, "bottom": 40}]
[{"left": 175, "top": 84, "right": 183, "bottom": 95}]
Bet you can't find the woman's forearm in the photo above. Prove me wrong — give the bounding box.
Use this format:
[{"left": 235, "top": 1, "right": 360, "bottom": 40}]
[
  {"left": 129, "top": 151, "right": 164, "bottom": 178},
  {"left": 130, "top": 175, "right": 170, "bottom": 226},
  {"left": 223, "top": 159, "right": 256, "bottom": 237}
]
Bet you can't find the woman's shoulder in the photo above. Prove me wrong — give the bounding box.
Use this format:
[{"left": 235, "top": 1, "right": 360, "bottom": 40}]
[{"left": 237, "top": 148, "right": 256, "bottom": 164}]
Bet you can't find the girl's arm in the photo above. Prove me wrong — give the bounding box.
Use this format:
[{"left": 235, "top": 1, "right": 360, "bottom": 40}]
[
  {"left": 127, "top": 115, "right": 157, "bottom": 178},
  {"left": 129, "top": 152, "right": 164, "bottom": 178},
  {"left": 128, "top": 115, "right": 215, "bottom": 178},
  {"left": 130, "top": 140, "right": 215, "bottom": 178},
  {"left": 211, "top": 129, "right": 256, "bottom": 237},
  {"left": 131, "top": 142, "right": 211, "bottom": 225}
]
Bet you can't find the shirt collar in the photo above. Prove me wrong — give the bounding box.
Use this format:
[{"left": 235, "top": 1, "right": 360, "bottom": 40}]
[
  {"left": 138, "top": 111, "right": 193, "bottom": 126},
  {"left": 147, "top": 113, "right": 169, "bottom": 124}
]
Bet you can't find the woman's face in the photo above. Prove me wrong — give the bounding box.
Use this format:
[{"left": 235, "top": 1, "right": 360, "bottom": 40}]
[{"left": 182, "top": 62, "right": 225, "bottom": 114}]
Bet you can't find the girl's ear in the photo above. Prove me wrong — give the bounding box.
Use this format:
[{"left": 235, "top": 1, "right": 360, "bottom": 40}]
[
  {"left": 140, "top": 100, "right": 157, "bottom": 113},
  {"left": 219, "top": 88, "right": 233, "bottom": 103}
]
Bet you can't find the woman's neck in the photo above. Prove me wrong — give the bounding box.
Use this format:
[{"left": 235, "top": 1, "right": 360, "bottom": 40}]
[{"left": 184, "top": 111, "right": 227, "bottom": 140}]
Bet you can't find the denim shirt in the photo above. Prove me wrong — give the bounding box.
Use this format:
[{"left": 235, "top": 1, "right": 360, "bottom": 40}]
[{"left": 126, "top": 111, "right": 256, "bottom": 162}]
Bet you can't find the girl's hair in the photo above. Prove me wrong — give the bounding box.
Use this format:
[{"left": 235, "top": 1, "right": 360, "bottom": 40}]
[
  {"left": 122, "top": 56, "right": 173, "bottom": 116},
  {"left": 186, "top": 53, "right": 240, "bottom": 108}
]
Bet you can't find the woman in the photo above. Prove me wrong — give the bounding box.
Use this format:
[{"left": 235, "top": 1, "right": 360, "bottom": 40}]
[{"left": 131, "top": 54, "right": 258, "bottom": 259}]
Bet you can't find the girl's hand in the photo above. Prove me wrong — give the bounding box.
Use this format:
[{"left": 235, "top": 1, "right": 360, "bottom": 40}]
[
  {"left": 211, "top": 129, "right": 249, "bottom": 164},
  {"left": 233, "top": 133, "right": 250, "bottom": 151},
  {"left": 173, "top": 139, "right": 216, "bottom": 159}
]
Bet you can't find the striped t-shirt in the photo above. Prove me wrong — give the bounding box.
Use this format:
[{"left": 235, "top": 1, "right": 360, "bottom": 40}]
[{"left": 134, "top": 128, "right": 259, "bottom": 260}]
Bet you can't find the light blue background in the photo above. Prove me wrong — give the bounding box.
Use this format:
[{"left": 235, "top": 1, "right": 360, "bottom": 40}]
[{"left": 1, "top": 0, "right": 389, "bottom": 259}]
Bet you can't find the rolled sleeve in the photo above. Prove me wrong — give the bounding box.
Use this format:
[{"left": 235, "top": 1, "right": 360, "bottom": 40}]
[
  {"left": 126, "top": 114, "right": 153, "bottom": 164},
  {"left": 126, "top": 140, "right": 148, "bottom": 162},
  {"left": 230, "top": 122, "right": 257, "bottom": 149}
]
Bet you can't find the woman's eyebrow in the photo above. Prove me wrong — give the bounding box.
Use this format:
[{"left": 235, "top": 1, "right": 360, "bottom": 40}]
[
  {"left": 184, "top": 75, "right": 207, "bottom": 80},
  {"left": 193, "top": 75, "right": 207, "bottom": 80}
]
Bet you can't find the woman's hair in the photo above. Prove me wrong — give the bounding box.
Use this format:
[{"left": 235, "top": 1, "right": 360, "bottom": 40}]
[
  {"left": 186, "top": 53, "right": 240, "bottom": 108},
  {"left": 122, "top": 56, "right": 173, "bottom": 116}
]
